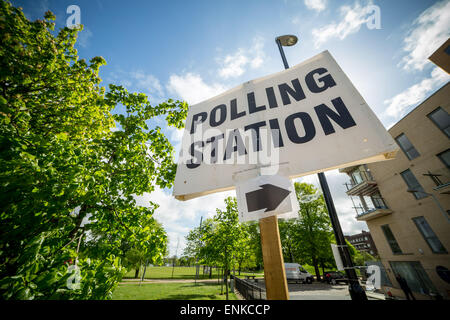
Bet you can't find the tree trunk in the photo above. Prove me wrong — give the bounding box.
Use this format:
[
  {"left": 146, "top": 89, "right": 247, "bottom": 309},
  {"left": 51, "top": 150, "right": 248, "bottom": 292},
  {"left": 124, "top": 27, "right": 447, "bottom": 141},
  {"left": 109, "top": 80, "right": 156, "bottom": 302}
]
[
  {"left": 312, "top": 257, "right": 321, "bottom": 281},
  {"left": 220, "top": 268, "right": 224, "bottom": 294},
  {"left": 134, "top": 268, "right": 139, "bottom": 279},
  {"left": 225, "top": 267, "right": 229, "bottom": 300},
  {"left": 140, "top": 260, "right": 148, "bottom": 286},
  {"left": 305, "top": 207, "right": 321, "bottom": 281}
]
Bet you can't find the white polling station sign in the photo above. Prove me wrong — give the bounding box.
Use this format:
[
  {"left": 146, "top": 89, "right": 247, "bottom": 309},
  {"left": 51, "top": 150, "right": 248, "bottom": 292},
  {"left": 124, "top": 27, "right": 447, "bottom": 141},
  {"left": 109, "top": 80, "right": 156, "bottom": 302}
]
[{"left": 173, "top": 50, "right": 398, "bottom": 201}]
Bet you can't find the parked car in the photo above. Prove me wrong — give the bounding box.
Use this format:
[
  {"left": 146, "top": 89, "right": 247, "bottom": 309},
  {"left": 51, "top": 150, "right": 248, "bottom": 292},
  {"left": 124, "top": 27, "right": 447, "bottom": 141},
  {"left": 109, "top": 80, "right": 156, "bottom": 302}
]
[
  {"left": 284, "top": 263, "right": 314, "bottom": 284},
  {"left": 323, "top": 271, "right": 348, "bottom": 284}
]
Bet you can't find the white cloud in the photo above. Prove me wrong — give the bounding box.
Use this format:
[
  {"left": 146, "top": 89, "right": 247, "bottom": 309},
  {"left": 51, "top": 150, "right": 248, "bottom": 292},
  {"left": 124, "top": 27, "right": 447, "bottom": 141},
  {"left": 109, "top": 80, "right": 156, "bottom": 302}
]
[
  {"left": 400, "top": 0, "right": 450, "bottom": 71},
  {"left": 167, "top": 126, "right": 184, "bottom": 163},
  {"left": 170, "top": 127, "right": 184, "bottom": 143},
  {"left": 304, "top": 0, "right": 327, "bottom": 12},
  {"left": 134, "top": 187, "right": 235, "bottom": 256},
  {"left": 77, "top": 27, "right": 93, "bottom": 48},
  {"left": 217, "top": 37, "right": 266, "bottom": 79},
  {"left": 166, "top": 73, "right": 228, "bottom": 105},
  {"left": 291, "top": 16, "right": 301, "bottom": 25},
  {"left": 218, "top": 49, "right": 249, "bottom": 79},
  {"left": 106, "top": 69, "right": 165, "bottom": 104},
  {"left": 311, "top": 1, "right": 375, "bottom": 48},
  {"left": 249, "top": 37, "right": 265, "bottom": 69},
  {"left": 131, "top": 71, "right": 164, "bottom": 97},
  {"left": 384, "top": 67, "right": 449, "bottom": 119}
]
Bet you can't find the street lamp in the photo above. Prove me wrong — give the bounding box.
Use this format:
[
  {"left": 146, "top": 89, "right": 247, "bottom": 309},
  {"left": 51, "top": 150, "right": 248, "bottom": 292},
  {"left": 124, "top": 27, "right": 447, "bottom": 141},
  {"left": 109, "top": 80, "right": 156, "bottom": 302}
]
[
  {"left": 274, "top": 34, "right": 368, "bottom": 301},
  {"left": 407, "top": 189, "right": 450, "bottom": 222},
  {"left": 275, "top": 35, "right": 298, "bottom": 69}
]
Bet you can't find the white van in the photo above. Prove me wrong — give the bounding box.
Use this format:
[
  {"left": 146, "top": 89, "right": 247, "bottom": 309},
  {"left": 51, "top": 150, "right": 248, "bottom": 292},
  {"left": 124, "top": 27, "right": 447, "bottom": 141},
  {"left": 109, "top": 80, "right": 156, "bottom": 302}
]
[{"left": 284, "top": 263, "right": 314, "bottom": 284}]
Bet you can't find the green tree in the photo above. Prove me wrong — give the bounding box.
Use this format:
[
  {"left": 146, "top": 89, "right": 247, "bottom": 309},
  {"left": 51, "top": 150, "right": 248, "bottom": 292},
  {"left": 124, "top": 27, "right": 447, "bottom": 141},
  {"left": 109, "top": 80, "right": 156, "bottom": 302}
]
[
  {"left": 290, "top": 182, "right": 334, "bottom": 281},
  {"left": 124, "top": 248, "right": 145, "bottom": 279},
  {"left": 279, "top": 219, "right": 297, "bottom": 263},
  {"left": 184, "top": 197, "right": 256, "bottom": 299},
  {"left": 246, "top": 221, "right": 263, "bottom": 270},
  {"left": 233, "top": 223, "right": 255, "bottom": 275},
  {"left": 0, "top": 2, "right": 186, "bottom": 299},
  {"left": 208, "top": 197, "right": 241, "bottom": 300}
]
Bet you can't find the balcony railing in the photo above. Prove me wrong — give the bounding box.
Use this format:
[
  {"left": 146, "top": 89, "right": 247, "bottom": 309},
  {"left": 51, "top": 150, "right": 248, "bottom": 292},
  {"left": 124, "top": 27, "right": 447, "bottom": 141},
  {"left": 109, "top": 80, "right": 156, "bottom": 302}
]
[
  {"left": 344, "top": 171, "right": 378, "bottom": 196},
  {"left": 433, "top": 181, "right": 450, "bottom": 194},
  {"left": 354, "top": 198, "right": 393, "bottom": 221}
]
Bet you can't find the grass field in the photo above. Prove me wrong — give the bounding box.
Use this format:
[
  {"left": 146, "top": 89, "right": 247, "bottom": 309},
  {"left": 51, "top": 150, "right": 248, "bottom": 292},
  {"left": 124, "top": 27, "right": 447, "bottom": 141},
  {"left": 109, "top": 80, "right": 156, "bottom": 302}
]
[
  {"left": 112, "top": 282, "right": 238, "bottom": 300},
  {"left": 123, "top": 266, "right": 264, "bottom": 280}
]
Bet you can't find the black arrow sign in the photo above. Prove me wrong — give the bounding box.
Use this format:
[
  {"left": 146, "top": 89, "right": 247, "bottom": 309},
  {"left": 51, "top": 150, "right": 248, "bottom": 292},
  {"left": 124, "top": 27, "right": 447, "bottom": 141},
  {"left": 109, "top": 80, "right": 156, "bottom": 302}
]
[{"left": 245, "top": 184, "right": 291, "bottom": 213}]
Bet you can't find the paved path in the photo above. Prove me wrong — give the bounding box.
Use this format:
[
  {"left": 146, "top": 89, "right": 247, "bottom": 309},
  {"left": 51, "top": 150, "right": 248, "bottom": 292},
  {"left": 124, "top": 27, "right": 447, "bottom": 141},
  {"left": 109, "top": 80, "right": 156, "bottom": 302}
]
[
  {"left": 287, "top": 283, "right": 351, "bottom": 300},
  {"left": 248, "top": 280, "right": 385, "bottom": 300}
]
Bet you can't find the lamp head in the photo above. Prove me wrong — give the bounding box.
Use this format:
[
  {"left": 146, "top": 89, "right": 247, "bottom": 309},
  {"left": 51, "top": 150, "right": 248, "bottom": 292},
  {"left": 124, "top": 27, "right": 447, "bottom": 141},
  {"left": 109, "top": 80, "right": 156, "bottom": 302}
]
[{"left": 276, "top": 35, "right": 298, "bottom": 46}]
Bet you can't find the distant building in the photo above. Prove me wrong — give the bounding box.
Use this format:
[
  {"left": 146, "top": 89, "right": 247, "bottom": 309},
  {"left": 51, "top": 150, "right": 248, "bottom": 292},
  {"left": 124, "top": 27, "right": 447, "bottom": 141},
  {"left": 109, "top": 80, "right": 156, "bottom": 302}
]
[
  {"left": 340, "top": 82, "right": 450, "bottom": 300},
  {"left": 345, "top": 230, "right": 378, "bottom": 257}
]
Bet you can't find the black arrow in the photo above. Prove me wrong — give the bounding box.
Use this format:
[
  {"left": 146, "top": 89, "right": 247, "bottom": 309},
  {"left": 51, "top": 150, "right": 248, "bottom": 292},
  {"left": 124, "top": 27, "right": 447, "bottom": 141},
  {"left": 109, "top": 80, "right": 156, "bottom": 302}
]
[{"left": 245, "top": 184, "right": 291, "bottom": 213}]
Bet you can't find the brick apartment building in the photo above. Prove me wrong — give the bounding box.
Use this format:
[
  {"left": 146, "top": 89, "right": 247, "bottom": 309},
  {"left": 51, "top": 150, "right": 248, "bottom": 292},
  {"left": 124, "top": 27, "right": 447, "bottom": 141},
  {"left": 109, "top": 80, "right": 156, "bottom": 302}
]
[{"left": 345, "top": 230, "right": 378, "bottom": 257}]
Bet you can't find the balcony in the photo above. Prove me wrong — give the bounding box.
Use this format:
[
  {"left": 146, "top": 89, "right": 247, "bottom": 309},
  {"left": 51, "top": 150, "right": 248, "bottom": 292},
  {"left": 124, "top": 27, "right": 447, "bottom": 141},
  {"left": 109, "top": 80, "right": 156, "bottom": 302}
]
[
  {"left": 354, "top": 198, "right": 393, "bottom": 221},
  {"left": 344, "top": 170, "right": 378, "bottom": 196},
  {"left": 433, "top": 182, "right": 450, "bottom": 195}
]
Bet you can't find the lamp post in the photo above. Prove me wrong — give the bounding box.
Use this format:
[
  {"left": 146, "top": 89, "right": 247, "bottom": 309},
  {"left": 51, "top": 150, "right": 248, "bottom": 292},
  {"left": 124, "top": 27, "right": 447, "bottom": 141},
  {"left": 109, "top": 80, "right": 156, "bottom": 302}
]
[
  {"left": 275, "top": 35, "right": 368, "bottom": 301},
  {"left": 407, "top": 189, "right": 450, "bottom": 222}
]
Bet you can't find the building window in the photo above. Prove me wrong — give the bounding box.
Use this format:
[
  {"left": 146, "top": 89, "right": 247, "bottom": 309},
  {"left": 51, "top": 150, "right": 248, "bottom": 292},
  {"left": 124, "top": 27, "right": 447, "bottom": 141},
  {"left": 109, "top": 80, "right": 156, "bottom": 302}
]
[
  {"left": 381, "top": 224, "right": 402, "bottom": 254},
  {"left": 428, "top": 107, "right": 450, "bottom": 138},
  {"left": 412, "top": 216, "right": 447, "bottom": 254},
  {"left": 395, "top": 133, "right": 420, "bottom": 160},
  {"left": 400, "top": 169, "right": 427, "bottom": 199},
  {"left": 390, "top": 261, "right": 436, "bottom": 295},
  {"left": 351, "top": 171, "right": 364, "bottom": 184},
  {"left": 445, "top": 45, "right": 450, "bottom": 55},
  {"left": 437, "top": 149, "right": 450, "bottom": 168}
]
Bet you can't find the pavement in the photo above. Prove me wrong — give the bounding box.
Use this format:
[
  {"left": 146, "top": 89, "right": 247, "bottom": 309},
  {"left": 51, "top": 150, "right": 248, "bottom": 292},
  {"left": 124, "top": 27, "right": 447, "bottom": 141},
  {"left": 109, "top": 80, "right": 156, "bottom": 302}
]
[
  {"left": 365, "top": 291, "right": 386, "bottom": 300},
  {"left": 248, "top": 280, "right": 386, "bottom": 300}
]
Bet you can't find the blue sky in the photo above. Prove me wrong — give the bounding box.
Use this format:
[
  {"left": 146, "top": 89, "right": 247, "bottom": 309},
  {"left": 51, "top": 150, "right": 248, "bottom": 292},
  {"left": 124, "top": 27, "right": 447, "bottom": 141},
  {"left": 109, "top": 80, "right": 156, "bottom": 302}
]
[{"left": 14, "top": 0, "right": 450, "bottom": 256}]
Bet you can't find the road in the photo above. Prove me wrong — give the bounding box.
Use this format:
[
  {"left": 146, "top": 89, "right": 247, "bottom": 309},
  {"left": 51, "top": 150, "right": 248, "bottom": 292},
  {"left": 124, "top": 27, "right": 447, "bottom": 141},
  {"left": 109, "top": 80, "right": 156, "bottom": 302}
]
[
  {"left": 250, "top": 280, "right": 382, "bottom": 300},
  {"left": 288, "top": 282, "right": 352, "bottom": 300}
]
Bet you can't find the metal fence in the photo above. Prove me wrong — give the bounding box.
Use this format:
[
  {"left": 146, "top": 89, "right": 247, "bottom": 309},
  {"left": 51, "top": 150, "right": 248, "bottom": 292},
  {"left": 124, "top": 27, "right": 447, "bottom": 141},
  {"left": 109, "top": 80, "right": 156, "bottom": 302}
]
[{"left": 232, "top": 276, "right": 266, "bottom": 300}]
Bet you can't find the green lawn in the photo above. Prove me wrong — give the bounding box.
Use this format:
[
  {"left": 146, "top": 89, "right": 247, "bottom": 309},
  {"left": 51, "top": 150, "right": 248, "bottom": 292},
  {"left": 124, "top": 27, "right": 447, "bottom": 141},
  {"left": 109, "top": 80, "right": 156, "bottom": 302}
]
[
  {"left": 113, "top": 282, "right": 238, "bottom": 300},
  {"left": 123, "top": 266, "right": 264, "bottom": 280}
]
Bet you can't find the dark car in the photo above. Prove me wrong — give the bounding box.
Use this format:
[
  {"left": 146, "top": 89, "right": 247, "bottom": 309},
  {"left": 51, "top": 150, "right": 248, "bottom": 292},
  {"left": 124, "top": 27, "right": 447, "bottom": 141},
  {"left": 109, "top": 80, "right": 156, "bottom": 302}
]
[{"left": 323, "top": 271, "right": 348, "bottom": 284}]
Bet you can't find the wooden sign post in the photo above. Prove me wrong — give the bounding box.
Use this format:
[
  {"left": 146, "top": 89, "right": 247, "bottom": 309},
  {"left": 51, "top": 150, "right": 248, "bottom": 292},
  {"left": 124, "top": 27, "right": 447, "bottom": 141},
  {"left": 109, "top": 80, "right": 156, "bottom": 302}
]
[
  {"left": 234, "top": 174, "right": 296, "bottom": 300},
  {"left": 259, "top": 215, "right": 289, "bottom": 300}
]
